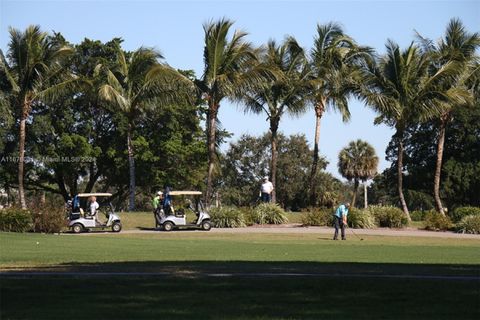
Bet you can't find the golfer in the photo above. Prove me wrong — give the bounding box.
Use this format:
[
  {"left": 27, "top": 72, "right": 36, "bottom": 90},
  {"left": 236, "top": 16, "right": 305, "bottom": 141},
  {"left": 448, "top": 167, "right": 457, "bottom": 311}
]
[
  {"left": 333, "top": 202, "right": 350, "bottom": 240},
  {"left": 260, "top": 176, "right": 274, "bottom": 203},
  {"left": 152, "top": 191, "right": 163, "bottom": 228}
]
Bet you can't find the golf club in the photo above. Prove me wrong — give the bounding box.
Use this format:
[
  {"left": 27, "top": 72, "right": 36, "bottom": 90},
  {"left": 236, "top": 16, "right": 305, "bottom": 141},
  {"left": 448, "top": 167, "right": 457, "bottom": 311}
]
[{"left": 346, "top": 224, "right": 364, "bottom": 241}]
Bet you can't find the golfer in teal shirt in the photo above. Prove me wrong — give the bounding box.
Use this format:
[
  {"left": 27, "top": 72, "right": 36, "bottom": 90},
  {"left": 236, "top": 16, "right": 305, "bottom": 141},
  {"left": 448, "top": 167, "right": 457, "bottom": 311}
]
[{"left": 333, "top": 203, "right": 350, "bottom": 240}]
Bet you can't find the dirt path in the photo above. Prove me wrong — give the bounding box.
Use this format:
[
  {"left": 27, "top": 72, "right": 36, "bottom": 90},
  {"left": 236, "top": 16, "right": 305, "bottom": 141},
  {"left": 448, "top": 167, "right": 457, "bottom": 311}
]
[{"left": 113, "top": 224, "right": 480, "bottom": 239}]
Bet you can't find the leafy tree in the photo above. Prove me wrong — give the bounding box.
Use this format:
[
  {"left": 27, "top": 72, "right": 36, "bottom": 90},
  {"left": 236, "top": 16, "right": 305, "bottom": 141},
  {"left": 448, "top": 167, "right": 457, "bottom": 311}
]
[
  {"left": 416, "top": 18, "right": 480, "bottom": 213},
  {"left": 359, "top": 41, "right": 460, "bottom": 220},
  {"left": 2, "top": 25, "right": 74, "bottom": 208},
  {"left": 370, "top": 100, "right": 480, "bottom": 211},
  {"left": 337, "top": 140, "right": 378, "bottom": 208},
  {"left": 195, "top": 18, "right": 266, "bottom": 205},
  {"left": 220, "top": 132, "right": 336, "bottom": 210},
  {"left": 241, "top": 37, "right": 310, "bottom": 203},
  {"left": 97, "top": 45, "right": 192, "bottom": 210},
  {"left": 307, "top": 22, "right": 372, "bottom": 204}
]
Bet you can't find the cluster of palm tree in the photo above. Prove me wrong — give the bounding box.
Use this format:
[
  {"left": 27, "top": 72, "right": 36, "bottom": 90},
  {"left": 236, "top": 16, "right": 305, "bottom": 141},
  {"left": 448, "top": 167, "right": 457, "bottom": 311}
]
[{"left": 1, "top": 18, "right": 478, "bottom": 217}]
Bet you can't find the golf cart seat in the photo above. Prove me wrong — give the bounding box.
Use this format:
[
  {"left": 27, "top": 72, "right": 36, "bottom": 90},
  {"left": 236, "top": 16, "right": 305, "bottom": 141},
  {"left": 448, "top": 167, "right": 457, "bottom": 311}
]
[{"left": 174, "top": 208, "right": 185, "bottom": 217}]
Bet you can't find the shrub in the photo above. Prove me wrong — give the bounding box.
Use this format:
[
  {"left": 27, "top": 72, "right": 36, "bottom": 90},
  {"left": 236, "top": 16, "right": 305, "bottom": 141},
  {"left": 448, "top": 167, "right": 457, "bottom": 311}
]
[
  {"left": 456, "top": 215, "right": 480, "bottom": 234},
  {"left": 410, "top": 210, "right": 428, "bottom": 222},
  {"left": 248, "top": 203, "right": 288, "bottom": 225},
  {"left": 347, "top": 208, "right": 376, "bottom": 229},
  {"left": 367, "top": 205, "right": 408, "bottom": 228},
  {"left": 0, "top": 207, "right": 32, "bottom": 232},
  {"left": 300, "top": 207, "right": 333, "bottom": 226},
  {"left": 424, "top": 212, "right": 453, "bottom": 231},
  {"left": 450, "top": 207, "right": 480, "bottom": 223},
  {"left": 209, "top": 206, "right": 246, "bottom": 228},
  {"left": 31, "top": 205, "right": 67, "bottom": 233}
]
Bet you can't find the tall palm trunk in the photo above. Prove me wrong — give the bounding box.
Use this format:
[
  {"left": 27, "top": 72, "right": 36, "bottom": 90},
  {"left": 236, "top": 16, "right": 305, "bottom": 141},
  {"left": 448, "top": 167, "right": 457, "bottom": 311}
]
[
  {"left": 127, "top": 123, "right": 136, "bottom": 211},
  {"left": 206, "top": 102, "right": 219, "bottom": 206},
  {"left": 364, "top": 183, "right": 368, "bottom": 209},
  {"left": 18, "top": 100, "right": 30, "bottom": 209},
  {"left": 309, "top": 99, "right": 326, "bottom": 204},
  {"left": 270, "top": 118, "right": 280, "bottom": 204},
  {"left": 18, "top": 115, "right": 27, "bottom": 209},
  {"left": 396, "top": 130, "right": 411, "bottom": 221},
  {"left": 434, "top": 115, "right": 448, "bottom": 215},
  {"left": 351, "top": 178, "right": 359, "bottom": 207}
]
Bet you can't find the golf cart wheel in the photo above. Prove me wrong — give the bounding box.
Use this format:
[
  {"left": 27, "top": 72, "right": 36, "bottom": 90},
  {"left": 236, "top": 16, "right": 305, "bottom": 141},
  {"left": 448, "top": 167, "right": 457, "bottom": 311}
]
[
  {"left": 163, "top": 221, "right": 174, "bottom": 232},
  {"left": 112, "top": 222, "right": 122, "bottom": 233},
  {"left": 72, "top": 223, "right": 83, "bottom": 234},
  {"left": 201, "top": 220, "right": 212, "bottom": 231}
]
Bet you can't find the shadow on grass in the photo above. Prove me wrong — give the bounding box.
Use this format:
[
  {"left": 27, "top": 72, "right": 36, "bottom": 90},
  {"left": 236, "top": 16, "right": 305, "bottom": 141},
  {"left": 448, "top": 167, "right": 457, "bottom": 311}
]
[
  {"left": 1, "top": 261, "right": 479, "bottom": 320},
  {"left": 1, "top": 260, "right": 479, "bottom": 277}
]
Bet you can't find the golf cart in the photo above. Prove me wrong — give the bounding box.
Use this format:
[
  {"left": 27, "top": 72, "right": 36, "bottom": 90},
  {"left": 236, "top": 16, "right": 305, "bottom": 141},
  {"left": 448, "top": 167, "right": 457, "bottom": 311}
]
[
  {"left": 66, "top": 193, "right": 122, "bottom": 233},
  {"left": 155, "top": 191, "right": 212, "bottom": 231}
]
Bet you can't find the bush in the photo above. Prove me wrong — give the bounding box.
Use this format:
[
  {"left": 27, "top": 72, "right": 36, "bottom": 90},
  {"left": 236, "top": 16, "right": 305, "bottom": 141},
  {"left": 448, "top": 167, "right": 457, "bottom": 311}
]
[
  {"left": 0, "top": 207, "right": 33, "bottom": 232},
  {"left": 410, "top": 210, "right": 429, "bottom": 222},
  {"left": 456, "top": 215, "right": 480, "bottom": 234},
  {"left": 248, "top": 203, "right": 288, "bottom": 225},
  {"left": 209, "top": 206, "right": 246, "bottom": 228},
  {"left": 367, "top": 205, "right": 408, "bottom": 228},
  {"left": 424, "top": 212, "right": 453, "bottom": 231},
  {"left": 450, "top": 207, "right": 480, "bottom": 223},
  {"left": 31, "top": 205, "right": 67, "bottom": 233},
  {"left": 300, "top": 207, "right": 333, "bottom": 226},
  {"left": 347, "top": 208, "right": 376, "bottom": 229}
]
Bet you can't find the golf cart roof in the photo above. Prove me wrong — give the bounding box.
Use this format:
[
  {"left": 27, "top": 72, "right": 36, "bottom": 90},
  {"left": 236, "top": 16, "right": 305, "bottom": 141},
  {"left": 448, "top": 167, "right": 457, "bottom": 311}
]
[
  {"left": 76, "top": 193, "right": 113, "bottom": 198},
  {"left": 168, "top": 191, "right": 202, "bottom": 196}
]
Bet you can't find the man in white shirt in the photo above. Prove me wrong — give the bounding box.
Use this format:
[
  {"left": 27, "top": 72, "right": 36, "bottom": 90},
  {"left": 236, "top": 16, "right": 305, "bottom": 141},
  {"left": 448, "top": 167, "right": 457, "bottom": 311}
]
[
  {"left": 260, "top": 176, "right": 274, "bottom": 203},
  {"left": 88, "top": 196, "right": 101, "bottom": 225}
]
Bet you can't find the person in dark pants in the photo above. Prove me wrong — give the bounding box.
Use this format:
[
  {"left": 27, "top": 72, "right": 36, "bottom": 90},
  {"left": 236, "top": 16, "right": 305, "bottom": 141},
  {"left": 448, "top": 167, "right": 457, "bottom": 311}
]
[
  {"left": 259, "top": 176, "right": 273, "bottom": 203},
  {"left": 333, "top": 203, "right": 350, "bottom": 240}
]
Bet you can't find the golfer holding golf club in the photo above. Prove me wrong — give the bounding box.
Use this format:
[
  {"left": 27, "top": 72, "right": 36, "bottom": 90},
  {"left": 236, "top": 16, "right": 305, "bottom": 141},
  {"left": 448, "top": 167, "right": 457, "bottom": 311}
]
[{"left": 333, "top": 202, "right": 350, "bottom": 240}]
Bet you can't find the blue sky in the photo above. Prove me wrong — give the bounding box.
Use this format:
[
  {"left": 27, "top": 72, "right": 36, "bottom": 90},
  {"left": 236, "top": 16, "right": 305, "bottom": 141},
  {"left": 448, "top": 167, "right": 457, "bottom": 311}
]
[{"left": 1, "top": 0, "right": 479, "bottom": 179}]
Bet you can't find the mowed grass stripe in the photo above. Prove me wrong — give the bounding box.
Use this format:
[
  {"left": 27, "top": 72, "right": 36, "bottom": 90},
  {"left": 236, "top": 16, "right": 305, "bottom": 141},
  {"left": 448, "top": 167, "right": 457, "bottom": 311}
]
[{"left": 1, "top": 232, "right": 479, "bottom": 268}]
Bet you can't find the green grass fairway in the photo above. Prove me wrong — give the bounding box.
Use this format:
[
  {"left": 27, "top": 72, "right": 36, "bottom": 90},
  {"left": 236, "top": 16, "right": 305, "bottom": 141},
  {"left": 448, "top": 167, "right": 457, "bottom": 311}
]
[{"left": 1, "top": 232, "right": 479, "bottom": 319}]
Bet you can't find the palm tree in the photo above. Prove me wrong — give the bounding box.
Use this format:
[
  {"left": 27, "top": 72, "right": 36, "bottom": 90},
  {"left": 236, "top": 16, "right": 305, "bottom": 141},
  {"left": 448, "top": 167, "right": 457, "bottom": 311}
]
[
  {"left": 241, "top": 37, "right": 310, "bottom": 203},
  {"left": 338, "top": 140, "right": 378, "bottom": 207},
  {"left": 359, "top": 41, "right": 462, "bottom": 220},
  {"left": 308, "top": 22, "right": 372, "bottom": 205},
  {"left": 416, "top": 19, "right": 480, "bottom": 214},
  {"left": 196, "top": 18, "right": 266, "bottom": 205},
  {"left": 98, "top": 45, "right": 191, "bottom": 211},
  {"left": 1, "top": 26, "right": 73, "bottom": 209}
]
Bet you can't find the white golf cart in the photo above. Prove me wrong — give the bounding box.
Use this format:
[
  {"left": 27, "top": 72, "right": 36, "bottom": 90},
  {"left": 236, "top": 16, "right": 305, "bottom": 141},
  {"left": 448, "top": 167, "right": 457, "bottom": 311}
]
[
  {"left": 155, "top": 191, "right": 212, "bottom": 231},
  {"left": 67, "top": 193, "right": 122, "bottom": 233}
]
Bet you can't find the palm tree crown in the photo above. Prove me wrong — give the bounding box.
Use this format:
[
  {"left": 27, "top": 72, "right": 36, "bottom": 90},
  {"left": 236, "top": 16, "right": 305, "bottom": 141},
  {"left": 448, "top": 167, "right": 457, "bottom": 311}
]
[
  {"left": 197, "top": 18, "right": 265, "bottom": 204},
  {"left": 241, "top": 37, "right": 311, "bottom": 202},
  {"left": 338, "top": 139, "right": 378, "bottom": 207},
  {"left": 98, "top": 45, "right": 191, "bottom": 210},
  {"left": 3, "top": 25, "right": 73, "bottom": 208},
  {"left": 307, "top": 22, "right": 373, "bottom": 205}
]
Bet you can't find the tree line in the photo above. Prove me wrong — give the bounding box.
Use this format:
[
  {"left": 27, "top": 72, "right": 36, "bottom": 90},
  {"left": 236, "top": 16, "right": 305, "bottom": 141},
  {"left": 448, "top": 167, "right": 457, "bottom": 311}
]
[{"left": 0, "top": 18, "right": 478, "bottom": 218}]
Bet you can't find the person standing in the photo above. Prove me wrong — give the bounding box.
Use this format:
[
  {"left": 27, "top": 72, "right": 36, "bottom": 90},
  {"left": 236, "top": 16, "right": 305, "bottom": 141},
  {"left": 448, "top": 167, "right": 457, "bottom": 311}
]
[
  {"left": 333, "top": 202, "right": 350, "bottom": 240},
  {"left": 152, "top": 191, "right": 163, "bottom": 228},
  {"left": 260, "top": 176, "right": 274, "bottom": 203}
]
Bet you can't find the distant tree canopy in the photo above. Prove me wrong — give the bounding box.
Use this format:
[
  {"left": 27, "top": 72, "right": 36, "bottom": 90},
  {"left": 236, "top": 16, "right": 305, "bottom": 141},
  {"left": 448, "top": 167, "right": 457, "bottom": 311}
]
[
  {"left": 0, "top": 37, "right": 207, "bottom": 209},
  {"left": 1, "top": 19, "right": 478, "bottom": 212},
  {"left": 218, "top": 133, "right": 346, "bottom": 210}
]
